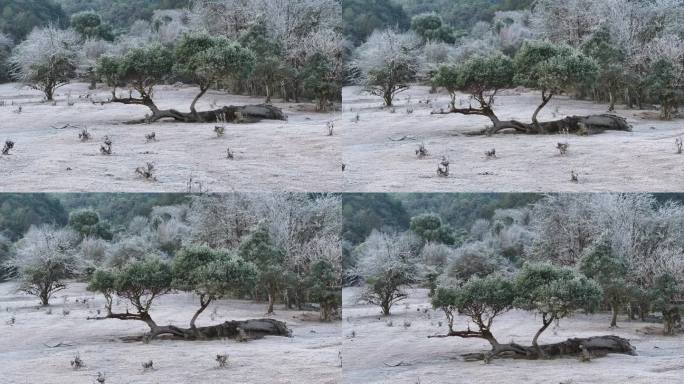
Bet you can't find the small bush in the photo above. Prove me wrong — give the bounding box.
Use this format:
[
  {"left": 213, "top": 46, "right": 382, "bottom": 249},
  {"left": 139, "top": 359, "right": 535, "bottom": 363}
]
[
  {"left": 2, "top": 140, "right": 14, "bottom": 155},
  {"left": 437, "top": 157, "right": 449, "bottom": 177},
  {"left": 216, "top": 353, "right": 229, "bottom": 368},
  {"left": 142, "top": 360, "right": 154, "bottom": 371},
  {"left": 70, "top": 353, "right": 85, "bottom": 370},
  {"left": 145, "top": 132, "right": 156, "bottom": 143},
  {"left": 79, "top": 129, "right": 91, "bottom": 142},
  {"left": 100, "top": 136, "right": 112, "bottom": 155}
]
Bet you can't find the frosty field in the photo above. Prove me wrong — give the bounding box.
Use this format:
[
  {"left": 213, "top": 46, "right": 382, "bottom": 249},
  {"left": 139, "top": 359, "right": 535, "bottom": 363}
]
[
  {"left": 0, "top": 282, "right": 342, "bottom": 384},
  {"left": 342, "top": 287, "right": 684, "bottom": 384},
  {"left": 342, "top": 86, "right": 684, "bottom": 192},
  {"left": 0, "top": 83, "right": 341, "bottom": 192}
]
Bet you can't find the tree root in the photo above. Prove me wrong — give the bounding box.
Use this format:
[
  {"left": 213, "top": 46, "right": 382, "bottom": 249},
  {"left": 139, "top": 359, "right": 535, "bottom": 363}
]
[{"left": 456, "top": 336, "right": 636, "bottom": 362}]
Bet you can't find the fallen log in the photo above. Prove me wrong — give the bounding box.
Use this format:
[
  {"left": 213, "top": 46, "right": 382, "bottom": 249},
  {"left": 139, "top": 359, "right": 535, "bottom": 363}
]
[
  {"left": 109, "top": 96, "right": 287, "bottom": 124},
  {"left": 455, "top": 335, "right": 636, "bottom": 362}
]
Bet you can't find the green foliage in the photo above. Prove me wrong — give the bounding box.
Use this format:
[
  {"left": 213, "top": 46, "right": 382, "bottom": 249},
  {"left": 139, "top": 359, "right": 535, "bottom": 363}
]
[
  {"left": 70, "top": 11, "right": 113, "bottom": 41},
  {"left": 409, "top": 213, "right": 455, "bottom": 245},
  {"left": 0, "top": 194, "right": 68, "bottom": 241},
  {"left": 87, "top": 269, "right": 116, "bottom": 310},
  {"left": 342, "top": 0, "right": 410, "bottom": 45},
  {"left": 68, "top": 209, "right": 113, "bottom": 240},
  {"left": 514, "top": 41, "right": 597, "bottom": 95},
  {"left": 172, "top": 246, "right": 257, "bottom": 300},
  {"left": 410, "top": 13, "right": 455, "bottom": 44},
  {"left": 116, "top": 44, "right": 174, "bottom": 91},
  {"left": 342, "top": 194, "right": 410, "bottom": 246},
  {"left": 238, "top": 226, "right": 287, "bottom": 312},
  {"left": 306, "top": 259, "right": 341, "bottom": 321},
  {"left": 175, "top": 33, "right": 255, "bottom": 88},
  {"left": 650, "top": 273, "right": 681, "bottom": 335},
  {"left": 302, "top": 52, "right": 340, "bottom": 110},
  {"left": 113, "top": 257, "right": 173, "bottom": 310},
  {"left": 645, "top": 59, "right": 683, "bottom": 120},
  {"left": 0, "top": 0, "right": 67, "bottom": 40},
  {"left": 95, "top": 55, "right": 120, "bottom": 88},
  {"left": 514, "top": 262, "right": 602, "bottom": 323},
  {"left": 433, "top": 54, "right": 514, "bottom": 108},
  {"left": 432, "top": 274, "right": 514, "bottom": 338}
]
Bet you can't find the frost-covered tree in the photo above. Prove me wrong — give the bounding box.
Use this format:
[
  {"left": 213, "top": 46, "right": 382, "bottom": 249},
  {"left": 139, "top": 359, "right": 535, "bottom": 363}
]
[
  {"left": 355, "top": 231, "right": 420, "bottom": 315},
  {"left": 9, "top": 26, "right": 80, "bottom": 101},
  {"left": 11, "top": 225, "right": 81, "bottom": 305},
  {"left": 355, "top": 30, "right": 421, "bottom": 106}
]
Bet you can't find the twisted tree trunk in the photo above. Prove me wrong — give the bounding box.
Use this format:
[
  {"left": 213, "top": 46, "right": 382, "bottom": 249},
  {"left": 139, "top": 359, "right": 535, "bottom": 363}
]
[{"left": 110, "top": 95, "right": 286, "bottom": 124}]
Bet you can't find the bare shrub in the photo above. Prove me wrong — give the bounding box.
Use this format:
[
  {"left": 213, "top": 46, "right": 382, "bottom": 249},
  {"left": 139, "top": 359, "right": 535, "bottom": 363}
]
[
  {"left": 557, "top": 142, "right": 569, "bottom": 155},
  {"left": 145, "top": 132, "right": 156, "bottom": 143},
  {"left": 78, "top": 129, "right": 91, "bottom": 142},
  {"left": 12, "top": 106, "right": 21, "bottom": 114},
  {"left": 437, "top": 157, "right": 449, "bottom": 177},
  {"left": 70, "top": 353, "right": 85, "bottom": 370},
  {"left": 62, "top": 308, "right": 70, "bottom": 317},
  {"left": 100, "top": 136, "right": 112, "bottom": 155},
  {"left": 415, "top": 143, "right": 428, "bottom": 159},
  {"left": 6, "top": 315, "right": 15, "bottom": 326},
  {"left": 215, "top": 353, "right": 229, "bottom": 368},
  {"left": 484, "top": 148, "right": 496, "bottom": 159},
  {"left": 327, "top": 121, "right": 334, "bottom": 136},
  {"left": 214, "top": 126, "right": 225, "bottom": 138},
  {"left": 2, "top": 140, "right": 14, "bottom": 155},
  {"left": 676, "top": 137, "right": 682, "bottom": 154},
  {"left": 135, "top": 163, "right": 157, "bottom": 181},
  {"left": 571, "top": 170, "right": 579, "bottom": 183},
  {"left": 142, "top": 360, "right": 154, "bottom": 371},
  {"left": 96, "top": 372, "right": 106, "bottom": 383},
  {"left": 403, "top": 320, "right": 412, "bottom": 328},
  {"left": 226, "top": 148, "right": 234, "bottom": 160}
]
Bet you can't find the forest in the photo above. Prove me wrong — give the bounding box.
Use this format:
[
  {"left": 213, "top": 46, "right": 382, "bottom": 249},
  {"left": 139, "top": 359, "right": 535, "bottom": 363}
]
[
  {"left": 0, "top": 193, "right": 342, "bottom": 383},
  {"left": 343, "top": 193, "right": 684, "bottom": 383},
  {"left": 342, "top": 0, "right": 684, "bottom": 192}
]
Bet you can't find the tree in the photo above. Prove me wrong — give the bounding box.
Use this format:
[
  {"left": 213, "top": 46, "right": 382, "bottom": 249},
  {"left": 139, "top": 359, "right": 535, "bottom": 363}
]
[
  {"left": 410, "top": 213, "right": 456, "bottom": 245},
  {"left": 87, "top": 269, "right": 116, "bottom": 314},
  {"left": 68, "top": 209, "right": 113, "bottom": 240},
  {"left": 645, "top": 59, "right": 683, "bottom": 120},
  {"left": 70, "top": 11, "right": 114, "bottom": 41},
  {"left": 432, "top": 274, "right": 514, "bottom": 346},
  {"left": 343, "top": 0, "right": 409, "bottom": 45},
  {"left": 238, "top": 226, "right": 287, "bottom": 314},
  {"left": 302, "top": 53, "right": 340, "bottom": 111},
  {"left": 514, "top": 41, "right": 598, "bottom": 132},
  {"left": 238, "top": 20, "right": 283, "bottom": 104},
  {"left": 306, "top": 259, "right": 341, "bottom": 321},
  {"left": 0, "top": 0, "right": 67, "bottom": 41},
  {"left": 432, "top": 54, "right": 521, "bottom": 133},
  {"left": 355, "top": 30, "right": 421, "bottom": 106},
  {"left": 9, "top": 26, "right": 80, "bottom": 101},
  {"left": 514, "top": 262, "right": 602, "bottom": 356},
  {"left": 410, "top": 13, "right": 455, "bottom": 44},
  {"left": 11, "top": 225, "right": 80, "bottom": 306},
  {"left": 582, "top": 26, "right": 626, "bottom": 111},
  {"left": 172, "top": 246, "right": 257, "bottom": 331},
  {"left": 650, "top": 273, "right": 681, "bottom": 335},
  {"left": 175, "top": 33, "right": 256, "bottom": 119},
  {"left": 354, "top": 231, "right": 420, "bottom": 315},
  {"left": 579, "top": 236, "right": 630, "bottom": 327}
]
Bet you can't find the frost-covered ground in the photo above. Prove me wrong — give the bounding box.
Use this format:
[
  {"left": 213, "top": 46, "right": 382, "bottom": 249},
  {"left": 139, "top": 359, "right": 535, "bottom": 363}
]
[
  {"left": 343, "top": 287, "right": 684, "bottom": 384},
  {"left": 0, "top": 83, "right": 341, "bottom": 192},
  {"left": 342, "top": 86, "right": 684, "bottom": 192},
  {"left": 0, "top": 282, "right": 341, "bottom": 384}
]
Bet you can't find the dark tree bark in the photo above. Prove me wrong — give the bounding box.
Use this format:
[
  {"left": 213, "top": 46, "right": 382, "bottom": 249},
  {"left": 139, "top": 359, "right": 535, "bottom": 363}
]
[
  {"left": 89, "top": 311, "right": 291, "bottom": 342},
  {"left": 109, "top": 95, "right": 286, "bottom": 124},
  {"left": 430, "top": 332, "right": 636, "bottom": 362}
]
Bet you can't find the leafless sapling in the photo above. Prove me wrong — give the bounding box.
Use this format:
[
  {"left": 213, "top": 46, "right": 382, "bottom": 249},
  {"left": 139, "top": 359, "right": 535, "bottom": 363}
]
[
  {"left": 571, "top": 170, "right": 579, "bottom": 183},
  {"left": 557, "top": 142, "right": 569, "bottom": 155},
  {"left": 70, "top": 353, "right": 85, "bottom": 370},
  {"left": 79, "top": 128, "right": 91, "bottom": 142},
  {"left": 216, "top": 353, "right": 229, "bottom": 368},
  {"left": 226, "top": 148, "right": 234, "bottom": 159},
  {"left": 676, "top": 137, "right": 682, "bottom": 154},
  {"left": 327, "top": 121, "right": 334, "bottom": 136}
]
